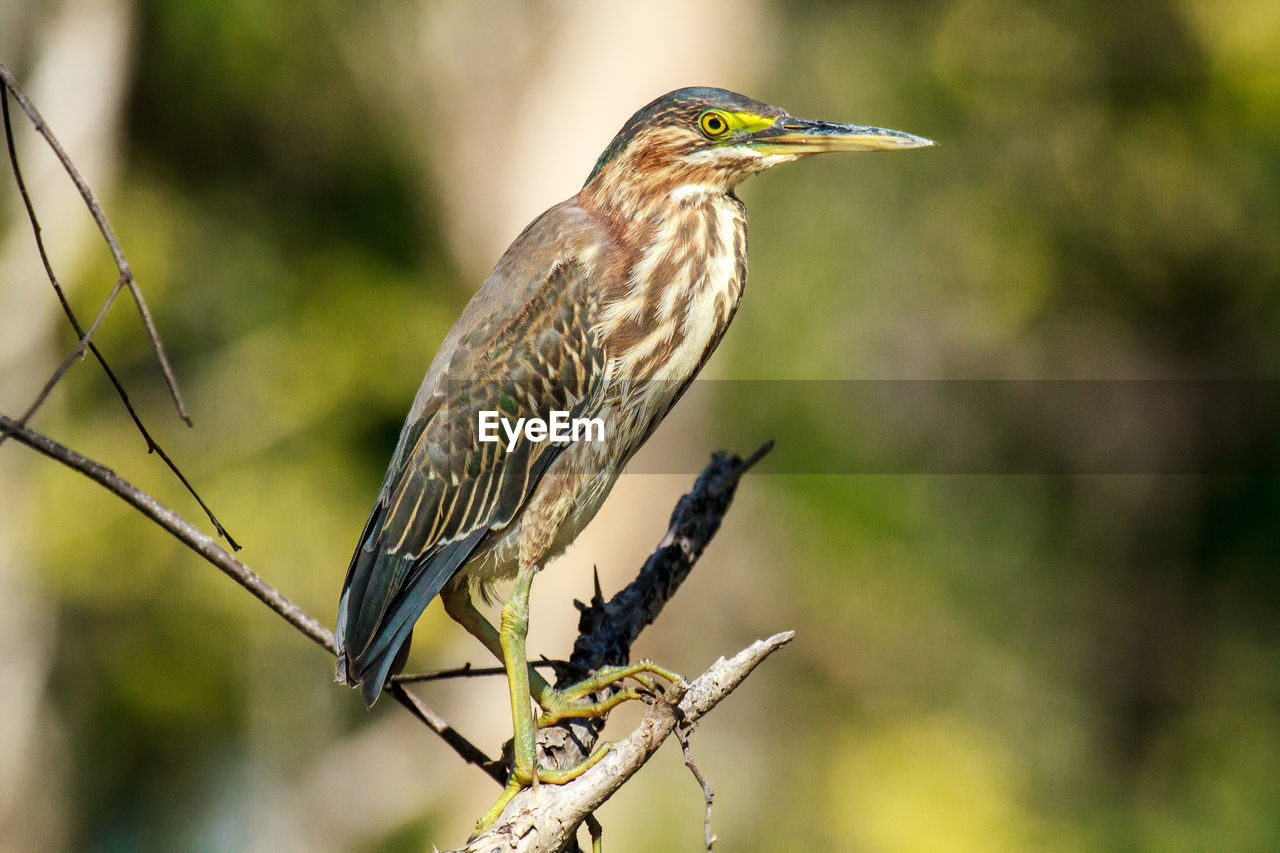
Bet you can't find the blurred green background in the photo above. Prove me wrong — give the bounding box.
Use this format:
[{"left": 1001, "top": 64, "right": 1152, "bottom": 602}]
[{"left": 2, "top": 1, "right": 1278, "bottom": 850}]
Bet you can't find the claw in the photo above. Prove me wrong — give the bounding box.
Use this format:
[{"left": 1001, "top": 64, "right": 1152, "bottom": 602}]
[
  {"left": 473, "top": 742, "right": 615, "bottom": 835},
  {"left": 537, "top": 741, "right": 613, "bottom": 784},
  {"left": 535, "top": 660, "right": 683, "bottom": 726},
  {"left": 474, "top": 777, "right": 523, "bottom": 836}
]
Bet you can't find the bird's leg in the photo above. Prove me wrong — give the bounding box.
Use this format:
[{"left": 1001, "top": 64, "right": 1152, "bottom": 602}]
[
  {"left": 441, "top": 578, "right": 557, "bottom": 700},
  {"left": 474, "top": 560, "right": 615, "bottom": 833},
  {"left": 473, "top": 559, "right": 618, "bottom": 834},
  {"left": 441, "top": 578, "right": 680, "bottom": 726},
  {"left": 474, "top": 558, "right": 539, "bottom": 833},
  {"left": 499, "top": 559, "right": 539, "bottom": 787}
]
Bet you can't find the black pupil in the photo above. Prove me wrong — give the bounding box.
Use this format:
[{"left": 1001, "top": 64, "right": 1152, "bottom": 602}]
[{"left": 707, "top": 115, "right": 723, "bottom": 132}]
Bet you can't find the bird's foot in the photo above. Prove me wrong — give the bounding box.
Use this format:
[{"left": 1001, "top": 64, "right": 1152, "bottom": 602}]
[
  {"left": 472, "top": 742, "right": 614, "bottom": 835},
  {"left": 471, "top": 662, "right": 680, "bottom": 835},
  {"left": 536, "top": 660, "right": 683, "bottom": 726}
]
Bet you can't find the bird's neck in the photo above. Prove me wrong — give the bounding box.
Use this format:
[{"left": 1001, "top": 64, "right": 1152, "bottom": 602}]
[
  {"left": 581, "top": 151, "right": 742, "bottom": 223},
  {"left": 591, "top": 185, "right": 748, "bottom": 385},
  {"left": 583, "top": 183, "right": 726, "bottom": 224}
]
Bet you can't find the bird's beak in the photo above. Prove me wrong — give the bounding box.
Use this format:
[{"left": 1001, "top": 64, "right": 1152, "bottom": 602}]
[{"left": 747, "top": 116, "right": 934, "bottom": 154}]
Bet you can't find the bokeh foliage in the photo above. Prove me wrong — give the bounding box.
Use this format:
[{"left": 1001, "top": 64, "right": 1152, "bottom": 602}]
[{"left": 5, "top": 0, "right": 1279, "bottom": 850}]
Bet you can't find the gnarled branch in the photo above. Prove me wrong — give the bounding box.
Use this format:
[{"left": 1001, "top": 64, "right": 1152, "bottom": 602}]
[
  {"left": 3, "top": 414, "right": 789, "bottom": 851},
  {"left": 450, "top": 633, "right": 795, "bottom": 853}
]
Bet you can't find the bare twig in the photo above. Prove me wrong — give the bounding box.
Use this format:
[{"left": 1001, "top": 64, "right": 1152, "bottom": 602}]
[
  {"left": 392, "top": 659, "right": 569, "bottom": 685},
  {"left": 675, "top": 711, "right": 716, "bottom": 851},
  {"left": 386, "top": 683, "right": 504, "bottom": 785},
  {"left": 15, "top": 273, "right": 127, "bottom": 427},
  {"left": 1, "top": 414, "right": 329, "bottom": 647},
  {"left": 0, "top": 79, "right": 239, "bottom": 550},
  {"left": 0, "top": 61, "right": 188, "bottom": 422},
  {"left": 584, "top": 814, "right": 603, "bottom": 853},
  {"left": 0, "top": 413, "right": 498, "bottom": 778},
  {"left": 451, "top": 633, "right": 795, "bottom": 853}
]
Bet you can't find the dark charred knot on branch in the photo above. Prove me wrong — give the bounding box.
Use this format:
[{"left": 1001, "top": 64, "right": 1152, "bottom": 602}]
[
  {"left": 455, "top": 633, "right": 794, "bottom": 853},
  {"left": 570, "top": 441, "right": 773, "bottom": 674},
  {"left": 536, "top": 441, "right": 774, "bottom": 773}
]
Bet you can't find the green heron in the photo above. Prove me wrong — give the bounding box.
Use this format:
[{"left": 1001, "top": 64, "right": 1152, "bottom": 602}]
[{"left": 336, "top": 86, "right": 931, "bottom": 823}]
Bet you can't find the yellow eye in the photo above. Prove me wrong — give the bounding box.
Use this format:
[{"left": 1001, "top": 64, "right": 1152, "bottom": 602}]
[{"left": 698, "top": 110, "right": 730, "bottom": 138}]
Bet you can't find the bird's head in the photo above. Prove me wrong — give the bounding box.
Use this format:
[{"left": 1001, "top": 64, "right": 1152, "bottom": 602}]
[{"left": 582, "top": 86, "right": 933, "bottom": 213}]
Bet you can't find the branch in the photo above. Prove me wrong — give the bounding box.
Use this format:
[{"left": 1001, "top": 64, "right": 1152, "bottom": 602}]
[
  {"left": 13, "top": 273, "right": 126, "bottom": 429},
  {"left": 6, "top": 407, "right": 782, "bottom": 847},
  {"left": 504, "top": 442, "right": 781, "bottom": 852},
  {"left": 392, "top": 659, "right": 574, "bottom": 685},
  {"left": 0, "top": 61, "right": 188, "bottom": 422},
  {"left": 540, "top": 442, "right": 774, "bottom": 774},
  {"left": 1, "top": 414, "right": 330, "bottom": 643},
  {"left": 1, "top": 66, "right": 239, "bottom": 549},
  {"left": 675, "top": 712, "right": 716, "bottom": 852},
  {"left": 450, "top": 633, "right": 795, "bottom": 853},
  {"left": 0, "top": 413, "right": 501, "bottom": 779},
  {"left": 571, "top": 441, "right": 773, "bottom": 672}
]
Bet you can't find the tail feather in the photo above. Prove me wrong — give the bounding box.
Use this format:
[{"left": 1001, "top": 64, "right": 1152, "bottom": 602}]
[{"left": 335, "top": 523, "right": 488, "bottom": 706}]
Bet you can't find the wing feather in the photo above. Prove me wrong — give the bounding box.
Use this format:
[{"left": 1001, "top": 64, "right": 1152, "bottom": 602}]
[{"left": 336, "top": 256, "right": 603, "bottom": 705}]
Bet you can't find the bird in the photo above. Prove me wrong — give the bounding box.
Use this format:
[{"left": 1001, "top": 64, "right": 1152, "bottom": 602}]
[{"left": 335, "top": 85, "right": 932, "bottom": 824}]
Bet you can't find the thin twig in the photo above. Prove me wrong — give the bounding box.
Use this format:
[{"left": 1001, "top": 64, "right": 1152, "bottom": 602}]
[
  {"left": 1, "top": 415, "right": 326, "bottom": 646},
  {"left": 675, "top": 711, "right": 716, "bottom": 851},
  {"left": 0, "top": 414, "right": 500, "bottom": 780},
  {"left": 0, "top": 61, "right": 188, "bottom": 422},
  {"left": 1, "top": 80, "right": 239, "bottom": 549},
  {"left": 392, "top": 659, "right": 569, "bottom": 685},
  {"left": 584, "top": 814, "right": 603, "bottom": 853},
  {"left": 386, "top": 683, "right": 504, "bottom": 785},
  {"left": 15, "top": 273, "right": 127, "bottom": 427}
]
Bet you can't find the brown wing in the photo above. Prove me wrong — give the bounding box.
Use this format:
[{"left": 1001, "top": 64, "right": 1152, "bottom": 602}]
[{"left": 336, "top": 258, "right": 604, "bottom": 705}]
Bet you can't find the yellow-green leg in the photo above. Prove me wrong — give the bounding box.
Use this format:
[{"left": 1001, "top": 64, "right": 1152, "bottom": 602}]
[
  {"left": 499, "top": 561, "right": 538, "bottom": 789},
  {"left": 441, "top": 579, "right": 681, "bottom": 726},
  {"left": 473, "top": 559, "right": 539, "bottom": 833},
  {"left": 474, "top": 561, "right": 615, "bottom": 832},
  {"left": 441, "top": 579, "right": 555, "bottom": 702},
  {"left": 452, "top": 570, "right": 681, "bottom": 833}
]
